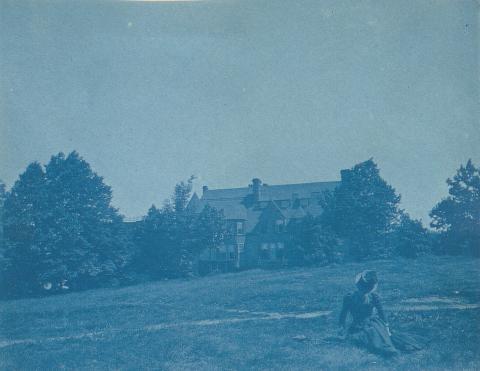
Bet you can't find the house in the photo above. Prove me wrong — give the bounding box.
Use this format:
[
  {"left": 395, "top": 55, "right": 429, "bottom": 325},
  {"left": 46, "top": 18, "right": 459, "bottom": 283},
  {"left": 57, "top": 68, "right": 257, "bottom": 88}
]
[{"left": 187, "top": 178, "right": 339, "bottom": 274}]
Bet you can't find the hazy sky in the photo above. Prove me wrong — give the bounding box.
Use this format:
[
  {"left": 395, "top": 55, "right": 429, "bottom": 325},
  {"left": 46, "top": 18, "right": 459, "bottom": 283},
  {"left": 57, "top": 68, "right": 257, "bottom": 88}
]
[{"left": 1, "top": 0, "right": 479, "bottom": 223}]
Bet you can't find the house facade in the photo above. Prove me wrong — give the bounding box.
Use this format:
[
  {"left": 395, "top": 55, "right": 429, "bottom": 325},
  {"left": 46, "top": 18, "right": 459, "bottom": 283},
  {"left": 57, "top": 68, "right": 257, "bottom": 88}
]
[{"left": 188, "top": 178, "right": 339, "bottom": 274}]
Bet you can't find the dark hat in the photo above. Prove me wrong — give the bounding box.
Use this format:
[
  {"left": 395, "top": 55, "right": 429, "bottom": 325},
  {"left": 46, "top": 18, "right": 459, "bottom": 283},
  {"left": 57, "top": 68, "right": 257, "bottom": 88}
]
[{"left": 355, "top": 270, "right": 378, "bottom": 293}]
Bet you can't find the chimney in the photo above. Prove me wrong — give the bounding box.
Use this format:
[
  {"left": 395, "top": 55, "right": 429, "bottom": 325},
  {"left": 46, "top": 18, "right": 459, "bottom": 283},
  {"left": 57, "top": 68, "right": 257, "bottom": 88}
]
[
  {"left": 252, "top": 178, "right": 262, "bottom": 201},
  {"left": 202, "top": 185, "right": 209, "bottom": 196}
]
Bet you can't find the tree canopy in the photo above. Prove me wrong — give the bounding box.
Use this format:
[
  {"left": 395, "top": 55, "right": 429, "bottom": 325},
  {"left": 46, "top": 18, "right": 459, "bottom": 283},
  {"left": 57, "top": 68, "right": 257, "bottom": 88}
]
[
  {"left": 134, "top": 178, "right": 226, "bottom": 279},
  {"left": 286, "top": 214, "right": 340, "bottom": 266},
  {"left": 2, "top": 152, "right": 131, "bottom": 297},
  {"left": 430, "top": 159, "right": 480, "bottom": 255},
  {"left": 321, "top": 159, "right": 402, "bottom": 259}
]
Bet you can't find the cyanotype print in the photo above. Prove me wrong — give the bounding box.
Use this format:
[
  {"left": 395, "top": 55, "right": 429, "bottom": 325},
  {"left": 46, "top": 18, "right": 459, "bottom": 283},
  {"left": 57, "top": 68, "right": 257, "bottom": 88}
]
[{"left": 0, "top": 0, "right": 479, "bottom": 370}]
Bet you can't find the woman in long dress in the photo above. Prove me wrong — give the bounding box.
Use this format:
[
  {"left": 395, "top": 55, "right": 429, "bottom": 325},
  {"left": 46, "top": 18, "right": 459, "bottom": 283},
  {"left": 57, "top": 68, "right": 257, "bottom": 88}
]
[{"left": 339, "top": 270, "right": 424, "bottom": 356}]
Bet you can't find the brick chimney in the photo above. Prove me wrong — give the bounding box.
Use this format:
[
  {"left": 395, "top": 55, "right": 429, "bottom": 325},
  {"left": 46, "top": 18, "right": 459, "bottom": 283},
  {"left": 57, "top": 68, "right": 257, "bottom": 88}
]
[
  {"left": 252, "top": 178, "right": 262, "bottom": 201},
  {"left": 202, "top": 185, "right": 208, "bottom": 196}
]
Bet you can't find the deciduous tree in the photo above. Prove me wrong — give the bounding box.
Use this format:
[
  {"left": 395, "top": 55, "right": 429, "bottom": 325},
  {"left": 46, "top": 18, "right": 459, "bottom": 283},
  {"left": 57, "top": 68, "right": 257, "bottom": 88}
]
[
  {"left": 2, "top": 152, "right": 132, "bottom": 297},
  {"left": 391, "top": 213, "right": 431, "bottom": 258},
  {"left": 134, "top": 179, "right": 226, "bottom": 279},
  {"left": 321, "top": 159, "right": 402, "bottom": 259},
  {"left": 286, "top": 214, "right": 340, "bottom": 266}
]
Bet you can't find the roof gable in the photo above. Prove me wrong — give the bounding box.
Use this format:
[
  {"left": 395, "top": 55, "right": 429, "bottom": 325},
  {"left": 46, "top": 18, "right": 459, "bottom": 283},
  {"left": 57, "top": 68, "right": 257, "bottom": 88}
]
[
  {"left": 188, "top": 179, "right": 339, "bottom": 232},
  {"left": 186, "top": 192, "right": 201, "bottom": 213},
  {"left": 202, "top": 181, "right": 338, "bottom": 202}
]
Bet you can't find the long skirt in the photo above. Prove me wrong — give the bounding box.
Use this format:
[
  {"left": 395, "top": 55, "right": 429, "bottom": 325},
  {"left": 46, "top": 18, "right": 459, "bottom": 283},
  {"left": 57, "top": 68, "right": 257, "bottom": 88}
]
[
  {"left": 349, "top": 317, "right": 425, "bottom": 356},
  {"left": 349, "top": 317, "right": 398, "bottom": 356}
]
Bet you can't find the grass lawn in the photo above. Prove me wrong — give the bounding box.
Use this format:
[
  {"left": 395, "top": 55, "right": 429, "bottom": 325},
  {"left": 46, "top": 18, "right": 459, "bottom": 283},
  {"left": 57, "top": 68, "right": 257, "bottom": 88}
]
[{"left": 1, "top": 256, "right": 479, "bottom": 370}]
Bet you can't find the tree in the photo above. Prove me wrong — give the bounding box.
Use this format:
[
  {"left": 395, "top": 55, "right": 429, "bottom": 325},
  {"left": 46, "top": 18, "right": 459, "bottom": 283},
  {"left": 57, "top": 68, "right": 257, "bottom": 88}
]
[
  {"left": 392, "top": 213, "right": 431, "bottom": 258},
  {"left": 286, "top": 214, "right": 341, "bottom": 266},
  {"left": 0, "top": 180, "right": 6, "bottom": 251},
  {"left": 321, "top": 159, "right": 402, "bottom": 260},
  {"left": 2, "top": 163, "right": 49, "bottom": 296},
  {"left": 44, "top": 152, "right": 132, "bottom": 288},
  {"left": 133, "top": 205, "right": 182, "bottom": 279},
  {"left": 172, "top": 176, "right": 195, "bottom": 214},
  {"left": 0, "top": 180, "right": 6, "bottom": 295},
  {"left": 169, "top": 177, "right": 226, "bottom": 275},
  {"left": 188, "top": 204, "right": 226, "bottom": 272},
  {"left": 2, "top": 152, "right": 132, "bottom": 297},
  {"left": 430, "top": 159, "right": 480, "bottom": 256},
  {"left": 134, "top": 179, "right": 226, "bottom": 279}
]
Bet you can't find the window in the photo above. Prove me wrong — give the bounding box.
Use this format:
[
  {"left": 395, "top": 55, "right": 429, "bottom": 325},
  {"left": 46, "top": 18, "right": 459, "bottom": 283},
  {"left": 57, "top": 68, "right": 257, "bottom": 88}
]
[
  {"left": 259, "top": 242, "right": 286, "bottom": 260},
  {"left": 238, "top": 243, "right": 245, "bottom": 253},
  {"left": 300, "top": 199, "right": 309, "bottom": 207},
  {"left": 229, "top": 251, "right": 236, "bottom": 260},
  {"left": 260, "top": 243, "right": 270, "bottom": 260},
  {"left": 236, "top": 221, "right": 245, "bottom": 234},
  {"left": 275, "top": 219, "right": 285, "bottom": 233}
]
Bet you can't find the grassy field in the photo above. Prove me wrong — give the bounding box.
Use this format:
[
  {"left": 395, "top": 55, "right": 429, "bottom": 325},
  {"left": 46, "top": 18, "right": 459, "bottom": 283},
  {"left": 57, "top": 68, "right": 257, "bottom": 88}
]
[{"left": 1, "top": 256, "right": 479, "bottom": 370}]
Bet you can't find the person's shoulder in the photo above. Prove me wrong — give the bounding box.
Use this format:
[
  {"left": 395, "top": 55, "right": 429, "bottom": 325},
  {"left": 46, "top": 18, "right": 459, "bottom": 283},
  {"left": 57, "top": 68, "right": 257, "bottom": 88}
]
[{"left": 370, "top": 292, "right": 381, "bottom": 302}]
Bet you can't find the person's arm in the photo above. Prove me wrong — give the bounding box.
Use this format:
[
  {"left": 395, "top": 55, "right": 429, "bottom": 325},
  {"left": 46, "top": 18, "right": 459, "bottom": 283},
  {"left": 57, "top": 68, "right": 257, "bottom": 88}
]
[
  {"left": 372, "top": 293, "right": 391, "bottom": 334},
  {"left": 372, "top": 293, "right": 387, "bottom": 323}
]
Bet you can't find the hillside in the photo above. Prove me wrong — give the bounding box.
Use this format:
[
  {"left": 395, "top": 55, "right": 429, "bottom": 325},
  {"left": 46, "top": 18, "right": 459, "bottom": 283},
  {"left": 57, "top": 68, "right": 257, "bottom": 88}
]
[{"left": 1, "top": 256, "right": 479, "bottom": 370}]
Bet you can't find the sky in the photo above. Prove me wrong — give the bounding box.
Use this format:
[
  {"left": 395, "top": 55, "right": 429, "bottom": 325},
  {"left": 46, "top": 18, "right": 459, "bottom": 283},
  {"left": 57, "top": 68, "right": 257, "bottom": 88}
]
[{"left": 1, "top": 0, "right": 479, "bottom": 223}]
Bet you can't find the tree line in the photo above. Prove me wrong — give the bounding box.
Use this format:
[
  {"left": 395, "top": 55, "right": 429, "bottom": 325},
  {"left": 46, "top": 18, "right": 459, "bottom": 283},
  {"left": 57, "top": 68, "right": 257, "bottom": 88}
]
[{"left": 0, "top": 152, "right": 478, "bottom": 299}]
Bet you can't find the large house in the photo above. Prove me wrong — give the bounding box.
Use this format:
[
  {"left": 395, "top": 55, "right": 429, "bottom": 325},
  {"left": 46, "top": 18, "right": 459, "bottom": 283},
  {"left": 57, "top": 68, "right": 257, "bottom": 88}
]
[{"left": 187, "top": 178, "right": 339, "bottom": 274}]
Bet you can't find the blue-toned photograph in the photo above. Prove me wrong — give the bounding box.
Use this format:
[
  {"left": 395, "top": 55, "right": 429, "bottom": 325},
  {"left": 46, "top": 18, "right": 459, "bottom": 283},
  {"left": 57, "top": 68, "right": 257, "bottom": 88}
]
[{"left": 0, "top": 0, "right": 479, "bottom": 370}]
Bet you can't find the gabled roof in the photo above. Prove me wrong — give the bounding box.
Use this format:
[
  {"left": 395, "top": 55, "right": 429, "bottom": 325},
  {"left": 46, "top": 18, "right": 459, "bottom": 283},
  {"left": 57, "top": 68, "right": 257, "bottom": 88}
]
[
  {"left": 204, "top": 200, "right": 248, "bottom": 220},
  {"left": 186, "top": 192, "right": 201, "bottom": 212},
  {"left": 264, "top": 200, "right": 287, "bottom": 219},
  {"left": 258, "top": 181, "right": 339, "bottom": 201},
  {"left": 191, "top": 198, "right": 248, "bottom": 220},
  {"left": 244, "top": 208, "right": 261, "bottom": 233},
  {"left": 202, "top": 187, "right": 250, "bottom": 200},
  {"left": 188, "top": 179, "right": 338, "bottom": 233},
  {"left": 282, "top": 206, "right": 307, "bottom": 219},
  {"left": 202, "top": 181, "right": 339, "bottom": 202}
]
